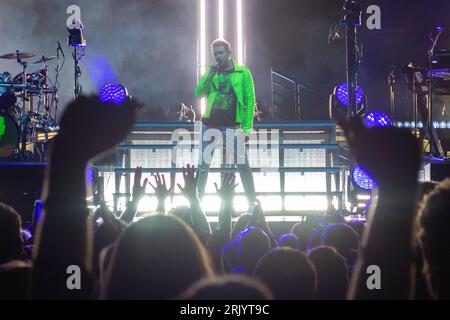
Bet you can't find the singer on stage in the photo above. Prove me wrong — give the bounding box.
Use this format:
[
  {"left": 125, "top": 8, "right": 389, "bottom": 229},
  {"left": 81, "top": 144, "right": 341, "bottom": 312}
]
[{"left": 194, "top": 38, "right": 256, "bottom": 207}]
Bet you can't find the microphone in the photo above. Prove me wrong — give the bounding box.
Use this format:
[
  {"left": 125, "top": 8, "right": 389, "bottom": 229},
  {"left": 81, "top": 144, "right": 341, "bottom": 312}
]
[
  {"left": 57, "top": 41, "right": 65, "bottom": 58},
  {"left": 210, "top": 61, "right": 219, "bottom": 73}
]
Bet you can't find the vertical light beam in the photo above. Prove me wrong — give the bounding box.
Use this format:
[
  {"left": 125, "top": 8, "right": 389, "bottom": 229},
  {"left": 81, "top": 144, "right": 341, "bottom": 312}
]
[
  {"left": 219, "top": 0, "right": 224, "bottom": 38},
  {"left": 200, "top": 0, "right": 206, "bottom": 114},
  {"left": 200, "top": 0, "right": 206, "bottom": 76},
  {"left": 236, "top": 0, "right": 243, "bottom": 65}
]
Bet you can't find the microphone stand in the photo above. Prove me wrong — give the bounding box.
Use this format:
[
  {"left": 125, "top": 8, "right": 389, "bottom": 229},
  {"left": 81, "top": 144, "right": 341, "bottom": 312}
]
[
  {"left": 16, "top": 51, "right": 31, "bottom": 160},
  {"left": 67, "top": 23, "right": 86, "bottom": 100},
  {"left": 426, "top": 28, "right": 445, "bottom": 157},
  {"left": 388, "top": 67, "right": 396, "bottom": 123},
  {"left": 342, "top": 0, "right": 362, "bottom": 119},
  {"left": 73, "top": 47, "right": 83, "bottom": 99}
]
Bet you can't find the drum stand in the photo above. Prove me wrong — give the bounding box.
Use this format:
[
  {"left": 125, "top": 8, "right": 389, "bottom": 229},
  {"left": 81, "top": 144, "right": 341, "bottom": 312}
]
[{"left": 16, "top": 53, "right": 33, "bottom": 160}]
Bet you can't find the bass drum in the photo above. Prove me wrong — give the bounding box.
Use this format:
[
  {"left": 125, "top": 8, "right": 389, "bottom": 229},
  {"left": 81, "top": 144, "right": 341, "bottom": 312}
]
[{"left": 0, "top": 112, "right": 19, "bottom": 158}]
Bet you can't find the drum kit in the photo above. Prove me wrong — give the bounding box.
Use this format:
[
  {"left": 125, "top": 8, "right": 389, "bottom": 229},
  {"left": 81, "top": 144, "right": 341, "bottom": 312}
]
[{"left": 0, "top": 50, "right": 60, "bottom": 161}]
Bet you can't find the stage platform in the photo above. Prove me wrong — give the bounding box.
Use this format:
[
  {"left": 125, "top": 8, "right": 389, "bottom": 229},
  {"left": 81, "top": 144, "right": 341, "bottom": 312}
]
[{"left": 1, "top": 121, "right": 449, "bottom": 222}]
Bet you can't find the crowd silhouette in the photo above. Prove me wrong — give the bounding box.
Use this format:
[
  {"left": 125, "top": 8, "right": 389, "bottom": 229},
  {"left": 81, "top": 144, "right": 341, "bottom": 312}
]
[{"left": 0, "top": 95, "right": 449, "bottom": 300}]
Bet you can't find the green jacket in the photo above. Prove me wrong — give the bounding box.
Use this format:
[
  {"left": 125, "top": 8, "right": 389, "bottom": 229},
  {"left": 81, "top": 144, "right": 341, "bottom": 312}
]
[{"left": 195, "top": 60, "right": 255, "bottom": 132}]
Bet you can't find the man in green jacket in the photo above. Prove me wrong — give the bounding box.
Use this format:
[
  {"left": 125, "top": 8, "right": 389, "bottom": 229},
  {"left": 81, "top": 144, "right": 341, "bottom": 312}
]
[{"left": 194, "top": 38, "right": 256, "bottom": 207}]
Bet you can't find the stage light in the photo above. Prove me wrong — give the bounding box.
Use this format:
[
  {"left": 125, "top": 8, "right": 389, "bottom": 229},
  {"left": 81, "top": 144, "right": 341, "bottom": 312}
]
[
  {"left": 202, "top": 195, "right": 221, "bottom": 212},
  {"left": 439, "top": 121, "right": 446, "bottom": 129},
  {"left": 260, "top": 196, "right": 283, "bottom": 211},
  {"left": 85, "top": 165, "right": 95, "bottom": 188},
  {"left": 433, "top": 121, "right": 439, "bottom": 129},
  {"left": 364, "top": 112, "right": 391, "bottom": 128},
  {"left": 404, "top": 121, "right": 410, "bottom": 128},
  {"left": 88, "top": 56, "right": 118, "bottom": 91},
  {"left": 199, "top": 0, "right": 206, "bottom": 114},
  {"left": 285, "top": 196, "right": 328, "bottom": 211},
  {"left": 237, "top": 0, "right": 243, "bottom": 65},
  {"left": 98, "top": 83, "right": 128, "bottom": 105},
  {"left": 67, "top": 20, "right": 86, "bottom": 47},
  {"left": 170, "top": 196, "right": 190, "bottom": 209},
  {"left": 335, "top": 82, "right": 364, "bottom": 107},
  {"left": 418, "top": 121, "right": 424, "bottom": 128},
  {"left": 352, "top": 165, "right": 377, "bottom": 190},
  {"left": 219, "top": 0, "right": 224, "bottom": 38},
  {"left": 137, "top": 196, "right": 158, "bottom": 212},
  {"left": 200, "top": 0, "right": 206, "bottom": 76},
  {"left": 234, "top": 196, "right": 249, "bottom": 212},
  {"left": 356, "top": 194, "right": 371, "bottom": 201},
  {"left": 329, "top": 82, "right": 366, "bottom": 120}
]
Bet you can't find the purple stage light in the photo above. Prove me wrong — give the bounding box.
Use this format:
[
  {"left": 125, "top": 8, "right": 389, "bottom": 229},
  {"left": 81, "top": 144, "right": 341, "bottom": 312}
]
[
  {"left": 352, "top": 165, "right": 377, "bottom": 190},
  {"left": 335, "top": 82, "right": 364, "bottom": 107},
  {"left": 85, "top": 165, "right": 95, "bottom": 188},
  {"left": 88, "top": 56, "right": 118, "bottom": 91},
  {"left": 98, "top": 83, "right": 128, "bottom": 105},
  {"left": 365, "top": 112, "right": 392, "bottom": 128}
]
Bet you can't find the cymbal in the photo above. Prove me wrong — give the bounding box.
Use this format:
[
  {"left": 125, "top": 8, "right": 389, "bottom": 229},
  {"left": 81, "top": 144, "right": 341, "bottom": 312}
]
[
  {"left": 33, "top": 55, "right": 56, "bottom": 64},
  {"left": 0, "top": 52, "right": 35, "bottom": 59}
]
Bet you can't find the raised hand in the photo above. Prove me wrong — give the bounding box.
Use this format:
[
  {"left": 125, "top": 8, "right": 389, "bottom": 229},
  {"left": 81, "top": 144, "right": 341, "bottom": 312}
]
[
  {"left": 33, "top": 94, "right": 140, "bottom": 299},
  {"left": 132, "top": 167, "right": 148, "bottom": 204},
  {"left": 177, "top": 164, "right": 198, "bottom": 200},
  {"left": 341, "top": 117, "right": 421, "bottom": 300},
  {"left": 149, "top": 172, "right": 173, "bottom": 201},
  {"left": 54, "top": 95, "right": 141, "bottom": 162},
  {"left": 338, "top": 116, "right": 420, "bottom": 190},
  {"left": 209, "top": 62, "right": 219, "bottom": 75},
  {"left": 214, "top": 174, "right": 239, "bottom": 200},
  {"left": 250, "top": 199, "right": 266, "bottom": 226}
]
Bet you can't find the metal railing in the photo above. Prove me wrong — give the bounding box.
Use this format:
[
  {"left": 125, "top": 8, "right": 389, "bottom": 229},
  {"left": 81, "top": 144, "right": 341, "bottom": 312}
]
[{"left": 112, "top": 121, "right": 343, "bottom": 214}]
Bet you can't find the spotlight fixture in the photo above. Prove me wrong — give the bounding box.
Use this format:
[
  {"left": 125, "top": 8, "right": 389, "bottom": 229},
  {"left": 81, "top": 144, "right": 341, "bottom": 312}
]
[
  {"left": 329, "top": 82, "right": 366, "bottom": 120},
  {"left": 98, "top": 83, "right": 128, "bottom": 105},
  {"left": 67, "top": 20, "right": 86, "bottom": 47},
  {"left": 364, "top": 112, "right": 391, "bottom": 128},
  {"left": 335, "top": 82, "right": 364, "bottom": 107},
  {"left": 352, "top": 165, "right": 377, "bottom": 190}
]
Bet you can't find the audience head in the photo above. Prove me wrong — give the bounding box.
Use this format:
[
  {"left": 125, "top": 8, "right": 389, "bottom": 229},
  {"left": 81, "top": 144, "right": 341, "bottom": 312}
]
[
  {"left": 231, "top": 214, "right": 252, "bottom": 241},
  {"left": 169, "top": 205, "right": 193, "bottom": 227},
  {"left": 418, "top": 180, "right": 439, "bottom": 201},
  {"left": 0, "top": 203, "right": 23, "bottom": 264},
  {"left": 237, "top": 226, "right": 271, "bottom": 274},
  {"left": 180, "top": 274, "right": 273, "bottom": 300},
  {"left": 321, "top": 223, "right": 359, "bottom": 269},
  {"left": 417, "top": 178, "right": 450, "bottom": 299},
  {"left": 346, "top": 220, "right": 365, "bottom": 239},
  {"left": 308, "top": 246, "right": 348, "bottom": 299},
  {"left": 0, "top": 260, "right": 32, "bottom": 299},
  {"left": 104, "top": 215, "right": 214, "bottom": 299},
  {"left": 254, "top": 247, "right": 317, "bottom": 299},
  {"left": 93, "top": 219, "right": 126, "bottom": 279},
  {"left": 278, "top": 233, "right": 299, "bottom": 249},
  {"left": 290, "top": 218, "right": 321, "bottom": 251}
]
